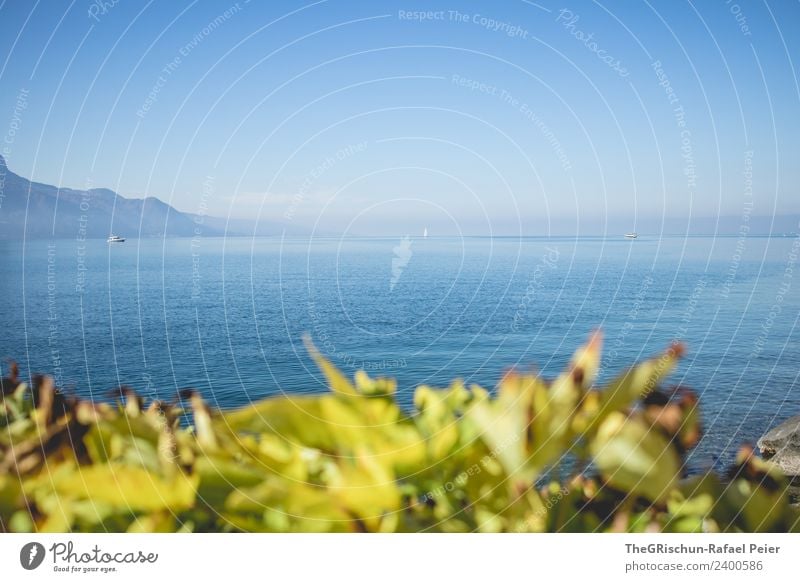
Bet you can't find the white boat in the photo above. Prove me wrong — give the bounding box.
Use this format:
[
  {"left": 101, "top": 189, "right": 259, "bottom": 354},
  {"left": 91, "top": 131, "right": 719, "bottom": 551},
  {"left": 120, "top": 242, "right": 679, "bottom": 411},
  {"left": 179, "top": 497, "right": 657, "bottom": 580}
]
[
  {"left": 624, "top": 232, "right": 638, "bottom": 239},
  {"left": 107, "top": 234, "right": 125, "bottom": 243},
  {"left": 423, "top": 227, "right": 428, "bottom": 238}
]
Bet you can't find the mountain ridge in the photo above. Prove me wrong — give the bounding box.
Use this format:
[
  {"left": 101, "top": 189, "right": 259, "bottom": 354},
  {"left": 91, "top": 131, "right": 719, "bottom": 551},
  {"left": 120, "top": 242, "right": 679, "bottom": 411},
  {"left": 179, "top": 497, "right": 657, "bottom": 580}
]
[
  {"left": 0, "top": 155, "right": 319, "bottom": 239},
  {"left": 0, "top": 154, "right": 219, "bottom": 240},
  {"left": 1, "top": 155, "right": 797, "bottom": 239}
]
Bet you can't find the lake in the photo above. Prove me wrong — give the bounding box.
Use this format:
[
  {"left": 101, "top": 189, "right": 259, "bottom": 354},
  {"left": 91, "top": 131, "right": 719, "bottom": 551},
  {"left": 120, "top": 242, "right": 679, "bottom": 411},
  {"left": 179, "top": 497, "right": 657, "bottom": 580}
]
[{"left": 1, "top": 234, "right": 798, "bottom": 470}]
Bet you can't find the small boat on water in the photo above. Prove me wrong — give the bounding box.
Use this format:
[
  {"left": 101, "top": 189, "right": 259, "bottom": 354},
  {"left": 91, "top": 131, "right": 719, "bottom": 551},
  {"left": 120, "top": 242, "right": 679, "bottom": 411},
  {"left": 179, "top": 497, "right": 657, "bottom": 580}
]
[
  {"left": 107, "top": 234, "right": 125, "bottom": 243},
  {"left": 624, "top": 232, "right": 638, "bottom": 239},
  {"left": 423, "top": 227, "right": 428, "bottom": 238}
]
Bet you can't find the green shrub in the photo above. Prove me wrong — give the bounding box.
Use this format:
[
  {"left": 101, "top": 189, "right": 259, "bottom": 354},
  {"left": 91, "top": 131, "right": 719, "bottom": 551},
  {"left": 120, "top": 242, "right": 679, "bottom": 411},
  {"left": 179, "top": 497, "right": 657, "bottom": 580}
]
[{"left": 1, "top": 334, "right": 798, "bottom": 532}]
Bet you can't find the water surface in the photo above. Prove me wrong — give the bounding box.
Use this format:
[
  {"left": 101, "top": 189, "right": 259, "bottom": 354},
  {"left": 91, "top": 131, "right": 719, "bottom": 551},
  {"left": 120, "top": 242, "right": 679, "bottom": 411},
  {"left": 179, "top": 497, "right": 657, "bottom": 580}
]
[{"left": 2, "top": 235, "right": 798, "bottom": 470}]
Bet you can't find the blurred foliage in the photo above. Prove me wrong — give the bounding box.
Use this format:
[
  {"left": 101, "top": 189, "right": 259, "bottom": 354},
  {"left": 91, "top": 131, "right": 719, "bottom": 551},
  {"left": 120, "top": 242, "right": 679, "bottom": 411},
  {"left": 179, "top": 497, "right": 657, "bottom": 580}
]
[{"left": 1, "top": 334, "right": 798, "bottom": 533}]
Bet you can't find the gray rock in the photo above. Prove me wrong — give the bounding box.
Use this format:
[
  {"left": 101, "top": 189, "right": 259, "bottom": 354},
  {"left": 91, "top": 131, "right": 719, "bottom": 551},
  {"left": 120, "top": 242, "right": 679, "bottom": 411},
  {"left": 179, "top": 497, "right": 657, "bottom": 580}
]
[{"left": 758, "top": 415, "right": 800, "bottom": 477}]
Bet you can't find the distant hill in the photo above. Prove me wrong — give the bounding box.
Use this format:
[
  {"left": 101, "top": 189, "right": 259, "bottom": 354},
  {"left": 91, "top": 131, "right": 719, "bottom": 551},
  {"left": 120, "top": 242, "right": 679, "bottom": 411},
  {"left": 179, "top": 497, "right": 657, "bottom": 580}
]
[
  {"left": 0, "top": 154, "right": 796, "bottom": 239},
  {"left": 0, "top": 155, "right": 221, "bottom": 240},
  {"left": 0, "top": 155, "right": 320, "bottom": 240}
]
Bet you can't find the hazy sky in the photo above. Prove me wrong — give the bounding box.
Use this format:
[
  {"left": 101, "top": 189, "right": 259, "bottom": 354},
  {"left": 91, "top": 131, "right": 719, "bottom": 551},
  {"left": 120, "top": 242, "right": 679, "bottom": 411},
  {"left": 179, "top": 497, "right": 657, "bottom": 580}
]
[{"left": 1, "top": 0, "right": 798, "bottom": 235}]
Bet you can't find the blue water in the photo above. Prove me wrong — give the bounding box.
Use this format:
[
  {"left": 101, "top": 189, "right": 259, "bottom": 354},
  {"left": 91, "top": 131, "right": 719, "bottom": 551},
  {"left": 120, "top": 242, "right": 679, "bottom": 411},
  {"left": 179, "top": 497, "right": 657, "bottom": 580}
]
[{"left": 2, "top": 235, "right": 799, "bottom": 470}]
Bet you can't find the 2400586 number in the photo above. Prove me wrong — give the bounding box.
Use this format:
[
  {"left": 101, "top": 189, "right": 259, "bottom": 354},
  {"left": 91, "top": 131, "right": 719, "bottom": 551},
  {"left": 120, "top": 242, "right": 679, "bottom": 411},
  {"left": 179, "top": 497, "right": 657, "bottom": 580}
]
[{"left": 712, "top": 561, "right": 763, "bottom": 571}]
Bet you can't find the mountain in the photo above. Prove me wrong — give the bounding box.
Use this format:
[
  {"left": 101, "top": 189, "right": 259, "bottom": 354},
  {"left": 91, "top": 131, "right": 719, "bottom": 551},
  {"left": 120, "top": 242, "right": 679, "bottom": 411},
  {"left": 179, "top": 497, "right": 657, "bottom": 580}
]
[
  {"left": 1, "top": 155, "right": 796, "bottom": 239},
  {"left": 0, "top": 154, "right": 223, "bottom": 240},
  {"left": 0, "top": 155, "right": 320, "bottom": 239}
]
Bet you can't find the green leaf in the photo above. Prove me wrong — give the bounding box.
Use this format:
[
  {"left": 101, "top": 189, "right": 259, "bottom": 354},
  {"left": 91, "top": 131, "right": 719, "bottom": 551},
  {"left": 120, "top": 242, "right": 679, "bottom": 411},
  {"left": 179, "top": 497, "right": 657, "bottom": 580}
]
[
  {"left": 591, "top": 412, "right": 680, "bottom": 503},
  {"left": 42, "top": 464, "right": 197, "bottom": 513}
]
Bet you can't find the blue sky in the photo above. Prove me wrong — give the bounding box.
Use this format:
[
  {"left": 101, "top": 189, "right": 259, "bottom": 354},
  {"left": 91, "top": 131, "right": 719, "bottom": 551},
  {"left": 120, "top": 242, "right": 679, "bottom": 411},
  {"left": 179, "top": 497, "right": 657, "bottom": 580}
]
[{"left": 0, "top": 0, "right": 798, "bottom": 234}]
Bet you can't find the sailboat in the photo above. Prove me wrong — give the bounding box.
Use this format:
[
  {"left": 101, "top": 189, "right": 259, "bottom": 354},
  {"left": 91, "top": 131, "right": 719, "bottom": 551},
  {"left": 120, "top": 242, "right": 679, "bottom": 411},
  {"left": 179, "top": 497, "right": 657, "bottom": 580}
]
[{"left": 423, "top": 227, "right": 428, "bottom": 238}]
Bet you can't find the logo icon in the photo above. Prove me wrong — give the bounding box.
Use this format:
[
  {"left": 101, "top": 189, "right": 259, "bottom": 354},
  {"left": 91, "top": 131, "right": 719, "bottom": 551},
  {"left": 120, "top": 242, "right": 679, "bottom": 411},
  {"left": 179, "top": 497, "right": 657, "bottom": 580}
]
[
  {"left": 390, "top": 236, "right": 413, "bottom": 291},
  {"left": 20, "top": 542, "right": 46, "bottom": 570}
]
